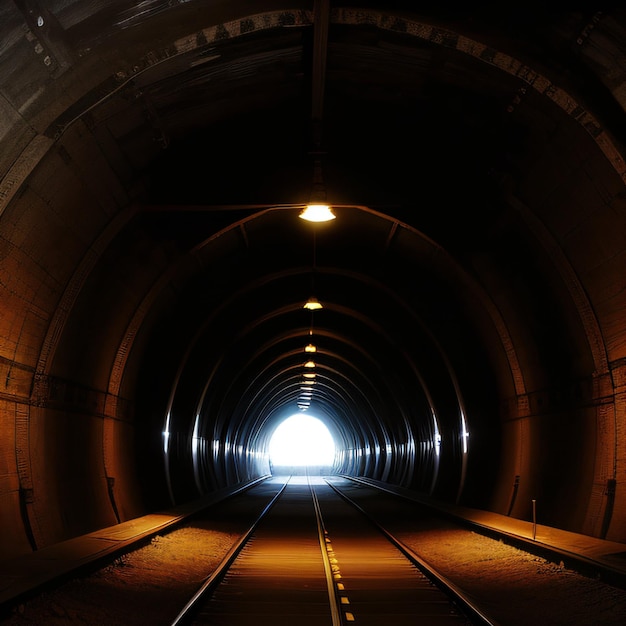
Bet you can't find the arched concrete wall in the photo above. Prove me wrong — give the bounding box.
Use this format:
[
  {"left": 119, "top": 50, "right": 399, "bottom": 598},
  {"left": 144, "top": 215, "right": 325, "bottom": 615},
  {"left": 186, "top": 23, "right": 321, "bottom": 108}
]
[{"left": 1, "top": 3, "right": 625, "bottom": 558}]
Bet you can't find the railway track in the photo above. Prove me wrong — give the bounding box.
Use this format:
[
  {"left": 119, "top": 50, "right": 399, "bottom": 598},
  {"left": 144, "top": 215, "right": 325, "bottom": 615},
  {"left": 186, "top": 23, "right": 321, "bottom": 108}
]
[
  {"left": 171, "top": 476, "right": 497, "bottom": 625},
  {"left": 3, "top": 474, "right": 624, "bottom": 625}
]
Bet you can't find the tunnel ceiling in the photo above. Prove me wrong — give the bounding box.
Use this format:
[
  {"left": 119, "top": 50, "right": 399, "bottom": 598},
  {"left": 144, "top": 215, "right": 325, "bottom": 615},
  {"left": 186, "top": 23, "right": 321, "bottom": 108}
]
[{"left": 2, "top": 0, "right": 626, "bottom": 547}]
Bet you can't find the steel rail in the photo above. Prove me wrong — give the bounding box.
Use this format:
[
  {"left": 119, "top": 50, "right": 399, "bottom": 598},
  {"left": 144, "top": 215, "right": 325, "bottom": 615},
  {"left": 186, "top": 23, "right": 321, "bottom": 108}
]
[
  {"left": 325, "top": 479, "right": 501, "bottom": 626},
  {"left": 169, "top": 479, "right": 289, "bottom": 626}
]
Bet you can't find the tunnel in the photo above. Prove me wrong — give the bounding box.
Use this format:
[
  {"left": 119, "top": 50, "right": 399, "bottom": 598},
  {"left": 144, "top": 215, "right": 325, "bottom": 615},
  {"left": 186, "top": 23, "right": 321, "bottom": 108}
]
[{"left": 1, "top": 1, "right": 626, "bottom": 561}]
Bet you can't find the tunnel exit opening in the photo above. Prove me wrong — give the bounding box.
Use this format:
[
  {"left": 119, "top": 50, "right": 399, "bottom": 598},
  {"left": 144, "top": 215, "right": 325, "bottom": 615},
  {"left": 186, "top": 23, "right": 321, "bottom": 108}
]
[{"left": 268, "top": 414, "right": 336, "bottom": 475}]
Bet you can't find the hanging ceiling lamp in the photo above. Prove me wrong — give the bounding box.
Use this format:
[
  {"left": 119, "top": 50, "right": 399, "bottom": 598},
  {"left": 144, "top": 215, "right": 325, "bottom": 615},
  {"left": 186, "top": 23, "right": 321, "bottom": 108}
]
[
  {"left": 305, "top": 343, "right": 317, "bottom": 353},
  {"left": 303, "top": 297, "right": 323, "bottom": 310},
  {"left": 299, "top": 159, "right": 336, "bottom": 222},
  {"left": 299, "top": 203, "right": 336, "bottom": 222}
]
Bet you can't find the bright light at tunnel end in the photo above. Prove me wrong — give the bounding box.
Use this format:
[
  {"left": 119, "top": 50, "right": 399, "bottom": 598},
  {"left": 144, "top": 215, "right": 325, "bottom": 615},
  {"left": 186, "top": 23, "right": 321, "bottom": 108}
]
[{"left": 269, "top": 414, "right": 336, "bottom": 468}]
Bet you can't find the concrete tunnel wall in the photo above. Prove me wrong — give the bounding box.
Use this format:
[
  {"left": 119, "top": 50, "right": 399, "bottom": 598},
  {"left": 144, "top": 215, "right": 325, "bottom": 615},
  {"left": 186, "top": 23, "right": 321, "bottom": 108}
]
[{"left": 1, "top": 3, "right": 626, "bottom": 559}]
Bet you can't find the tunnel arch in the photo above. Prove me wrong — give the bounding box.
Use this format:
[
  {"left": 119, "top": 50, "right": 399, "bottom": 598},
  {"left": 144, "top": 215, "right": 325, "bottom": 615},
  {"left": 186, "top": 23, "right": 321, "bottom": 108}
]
[
  {"left": 131, "top": 205, "right": 522, "bottom": 514},
  {"left": 1, "top": 3, "right": 626, "bottom": 559}
]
